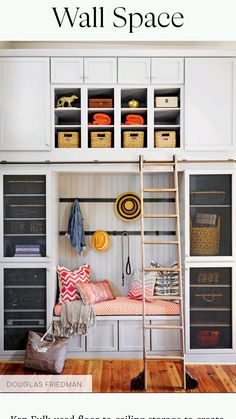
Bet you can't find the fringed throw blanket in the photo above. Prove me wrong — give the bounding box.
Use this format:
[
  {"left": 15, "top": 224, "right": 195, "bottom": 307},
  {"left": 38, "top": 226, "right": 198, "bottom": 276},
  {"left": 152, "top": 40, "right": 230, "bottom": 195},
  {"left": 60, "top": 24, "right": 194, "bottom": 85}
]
[{"left": 58, "top": 300, "right": 96, "bottom": 337}]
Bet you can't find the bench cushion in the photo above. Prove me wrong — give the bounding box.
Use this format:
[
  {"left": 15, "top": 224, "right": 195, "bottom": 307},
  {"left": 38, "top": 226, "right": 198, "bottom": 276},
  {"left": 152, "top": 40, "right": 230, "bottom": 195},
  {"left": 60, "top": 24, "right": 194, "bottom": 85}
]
[{"left": 54, "top": 296, "right": 179, "bottom": 317}]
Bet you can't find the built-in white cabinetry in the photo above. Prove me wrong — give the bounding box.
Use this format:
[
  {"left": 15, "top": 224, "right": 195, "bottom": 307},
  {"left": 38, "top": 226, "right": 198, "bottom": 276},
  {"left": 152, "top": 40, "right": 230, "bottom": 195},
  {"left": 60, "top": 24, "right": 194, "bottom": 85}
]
[
  {"left": 185, "top": 58, "right": 236, "bottom": 150},
  {"left": 119, "top": 320, "right": 150, "bottom": 351},
  {"left": 118, "top": 58, "right": 150, "bottom": 84},
  {"left": 151, "top": 319, "right": 180, "bottom": 351},
  {"left": 151, "top": 58, "right": 184, "bottom": 84},
  {"left": 86, "top": 320, "right": 118, "bottom": 352},
  {"left": 84, "top": 58, "right": 117, "bottom": 84},
  {"left": 0, "top": 58, "right": 50, "bottom": 151},
  {"left": 51, "top": 58, "right": 83, "bottom": 83}
]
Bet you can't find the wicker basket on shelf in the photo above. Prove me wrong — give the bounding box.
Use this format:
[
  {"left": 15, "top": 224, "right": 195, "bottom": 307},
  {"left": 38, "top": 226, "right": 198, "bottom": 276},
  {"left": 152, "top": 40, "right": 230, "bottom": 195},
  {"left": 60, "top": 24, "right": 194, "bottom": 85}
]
[
  {"left": 58, "top": 132, "right": 79, "bottom": 148},
  {"left": 91, "top": 131, "right": 112, "bottom": 148},
  {"left": 190, "top": 217, "right": 220, "bottom": 256},
  {"left": 155, "top": 131, "right": 176, "bottom": 148},
  {"left": 123, "top": 131, "right": 144, "bottom": 148}
]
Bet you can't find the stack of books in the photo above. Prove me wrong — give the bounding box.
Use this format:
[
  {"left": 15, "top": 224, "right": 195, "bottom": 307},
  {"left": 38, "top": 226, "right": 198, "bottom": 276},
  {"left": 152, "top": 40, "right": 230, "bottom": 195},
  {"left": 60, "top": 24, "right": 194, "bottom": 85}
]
[{"left": 14, "top": 244, "right": 41, "bottom": 257}]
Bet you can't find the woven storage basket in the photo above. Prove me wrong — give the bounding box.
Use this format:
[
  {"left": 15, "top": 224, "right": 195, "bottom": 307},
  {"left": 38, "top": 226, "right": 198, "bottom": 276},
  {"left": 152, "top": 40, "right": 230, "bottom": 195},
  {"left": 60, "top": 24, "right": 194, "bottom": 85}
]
[
  {"left": 58, "top": 132, "right": 79, "bottom": 148},
  {"left": 190, "top": 191, "right": 226, "bottom": 205},
  {"left": 190, "top": 218, "right": 220, "bottom": 256},
  {"left": 91, "top": 131, "right": 112, "bottom": 148},
  {"left": 195, "top": 331, "right": 220, "bottom": 348},
  {"left": 155, "top": 131, "right": 176, "bottom": 148},
  {"left": 123, "top": 131, "right": 144, "bottom": 148}
]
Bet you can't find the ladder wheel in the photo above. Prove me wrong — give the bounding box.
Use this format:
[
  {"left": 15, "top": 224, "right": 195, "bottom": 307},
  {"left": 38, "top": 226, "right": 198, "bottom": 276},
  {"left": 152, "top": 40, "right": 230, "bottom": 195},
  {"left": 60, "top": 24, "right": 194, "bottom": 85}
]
[
  {"left": 186, "top": 372, "right": 198, "bottom": 390},
  {"left": 130, "top": 370, "right": 145, "bottom": 390}
]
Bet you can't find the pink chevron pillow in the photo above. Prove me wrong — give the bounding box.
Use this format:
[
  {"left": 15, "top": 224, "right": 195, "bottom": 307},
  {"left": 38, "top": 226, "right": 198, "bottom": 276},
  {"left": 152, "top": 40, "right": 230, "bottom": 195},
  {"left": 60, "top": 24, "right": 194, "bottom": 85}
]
[
  {"left": 57, "top": 264, "right": 90, "bottom": 303},
  {"left": 76, "top": 280, "right": 115, "bottom": 305},
  {"left": 128, "top": 269, "right": 156, "bottom": 302}
]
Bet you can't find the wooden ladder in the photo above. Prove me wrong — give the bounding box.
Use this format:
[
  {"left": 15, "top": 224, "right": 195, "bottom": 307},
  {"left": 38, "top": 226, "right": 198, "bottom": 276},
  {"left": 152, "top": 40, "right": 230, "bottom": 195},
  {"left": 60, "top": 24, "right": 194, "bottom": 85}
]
[{"left": 130, "top": 155, "right": 198, "bottom": 391}]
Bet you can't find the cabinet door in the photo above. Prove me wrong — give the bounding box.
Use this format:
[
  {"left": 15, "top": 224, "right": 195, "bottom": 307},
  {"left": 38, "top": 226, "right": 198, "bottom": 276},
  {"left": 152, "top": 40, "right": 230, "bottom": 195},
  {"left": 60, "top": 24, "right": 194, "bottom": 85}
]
[
  {"left": 86, "top": 320, "right": 118, "bottom": 351},
  {"left": 185, "top": 58, "right": 236, "bottom": 150},
  {"left": 151, "top": 58, "right": 184, "bottom": 84},
  {"left": 0, "top": 58, "right": 50, "bottom": 151},
  {"left": 84, "top": 58, "right": 117, "bottom": 84},
  {"left": 151, "top": 320, "right": 180, "bottom": 351},
  {"left": 118, "top": 58, "right": 150, "bottom": 84},
  {"left": 51, "top": 58, "right": 83, "bottom": 83},
  {"left": 119, "top": 320, "right": 150, "bottom": 351}
]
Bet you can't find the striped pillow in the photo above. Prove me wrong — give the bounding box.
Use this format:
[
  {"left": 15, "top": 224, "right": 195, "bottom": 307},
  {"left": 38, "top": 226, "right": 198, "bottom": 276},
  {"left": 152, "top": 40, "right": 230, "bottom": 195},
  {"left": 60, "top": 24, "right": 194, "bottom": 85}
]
[
  {"left": 76, "top": 280, "right": 115, "bottom": 305},
  {"left": 57, "top": 264, "right": 90, "bottom": 303},
  {"left": 127, "top": 269, "right": 156, "bottom": 302}
]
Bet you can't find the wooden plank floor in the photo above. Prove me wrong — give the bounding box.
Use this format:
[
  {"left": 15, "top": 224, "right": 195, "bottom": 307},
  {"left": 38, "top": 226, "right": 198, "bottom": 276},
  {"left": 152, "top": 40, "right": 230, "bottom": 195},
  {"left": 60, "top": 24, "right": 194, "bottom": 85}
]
[{"left": 0, "top": 360, "right": 236, "bottom": 392}]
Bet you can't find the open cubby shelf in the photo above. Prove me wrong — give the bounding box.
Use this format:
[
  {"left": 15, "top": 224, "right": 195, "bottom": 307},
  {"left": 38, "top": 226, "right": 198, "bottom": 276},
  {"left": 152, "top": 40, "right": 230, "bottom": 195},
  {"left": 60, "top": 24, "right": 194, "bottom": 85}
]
[{"left": 52, "top": 86, "right": 182, "bottom": 149}]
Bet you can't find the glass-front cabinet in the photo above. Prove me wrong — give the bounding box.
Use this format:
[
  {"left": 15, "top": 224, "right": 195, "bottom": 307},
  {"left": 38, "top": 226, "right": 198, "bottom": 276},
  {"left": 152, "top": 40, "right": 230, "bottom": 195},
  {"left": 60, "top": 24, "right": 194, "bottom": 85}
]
[
  {"left": 186, "top": 266, "right": 234, "bottom": 352},
  {"left": 186, "top": 172, "right": 234, "bottom": 260},
  {"left": 1, "top": 174, "right": 50, "bottom": 260}
]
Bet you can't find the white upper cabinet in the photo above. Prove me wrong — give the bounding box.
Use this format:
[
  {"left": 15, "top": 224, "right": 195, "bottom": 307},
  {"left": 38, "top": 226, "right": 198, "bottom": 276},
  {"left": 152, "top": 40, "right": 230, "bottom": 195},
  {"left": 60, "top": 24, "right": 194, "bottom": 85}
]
[
  {"left": 151, "top": 58, "right": 184, "bottom": 84},
  {"left": 84, "top": 58, "right": 117, "bottom": 84},
  {"left": 118, "top": 58, "right": 150, "bottom": 84},
  {"left": 185, "top": 58, "right": 236, "bottom": 150},
  {"left": 51, "top": 58, "right": 83, "bottom": 83},
  {"left": 0, "top": 58, "right": 50, "bottom": 151}
]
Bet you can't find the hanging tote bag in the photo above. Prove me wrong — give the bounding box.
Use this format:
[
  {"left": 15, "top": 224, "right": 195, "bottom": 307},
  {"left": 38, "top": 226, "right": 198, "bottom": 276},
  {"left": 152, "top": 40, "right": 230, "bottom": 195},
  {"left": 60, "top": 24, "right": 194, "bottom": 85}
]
[{"left": 24, "top": 323, "right": 69, "bottom": 374}]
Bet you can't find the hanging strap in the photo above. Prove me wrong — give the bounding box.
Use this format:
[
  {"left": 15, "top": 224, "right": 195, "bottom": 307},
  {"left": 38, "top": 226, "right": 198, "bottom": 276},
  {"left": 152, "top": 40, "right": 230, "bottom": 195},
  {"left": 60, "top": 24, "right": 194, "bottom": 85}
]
[{"left": 121, "top": 232, "right": 132, "bottom": 286}]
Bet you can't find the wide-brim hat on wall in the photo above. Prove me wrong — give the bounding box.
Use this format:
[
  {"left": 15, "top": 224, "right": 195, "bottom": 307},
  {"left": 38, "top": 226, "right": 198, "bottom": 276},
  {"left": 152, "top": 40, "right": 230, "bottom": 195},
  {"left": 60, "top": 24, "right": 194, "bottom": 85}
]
[
  {"left": 114, "top": 192, "right": 141, "bottom": 221},
  {"left": 91, "top": 230, "right": 111, "bottom": 253}
]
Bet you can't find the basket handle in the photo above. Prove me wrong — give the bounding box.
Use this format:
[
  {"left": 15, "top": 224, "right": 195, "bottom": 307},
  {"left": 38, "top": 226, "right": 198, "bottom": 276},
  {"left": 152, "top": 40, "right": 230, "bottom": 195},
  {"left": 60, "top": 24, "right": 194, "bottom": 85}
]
[
  {"left": 130, "top": 133, "right": 139, "bottom": 138},
  {"left": 97, "top": 134, "right": 106, "bottom": 138}
]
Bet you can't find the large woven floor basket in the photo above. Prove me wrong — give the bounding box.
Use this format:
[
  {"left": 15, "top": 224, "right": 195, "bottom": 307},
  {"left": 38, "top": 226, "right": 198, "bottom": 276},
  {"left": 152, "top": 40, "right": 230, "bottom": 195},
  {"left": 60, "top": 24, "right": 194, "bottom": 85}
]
[{"left": 190, "top": 218, "right": 220, "bottom": 256}]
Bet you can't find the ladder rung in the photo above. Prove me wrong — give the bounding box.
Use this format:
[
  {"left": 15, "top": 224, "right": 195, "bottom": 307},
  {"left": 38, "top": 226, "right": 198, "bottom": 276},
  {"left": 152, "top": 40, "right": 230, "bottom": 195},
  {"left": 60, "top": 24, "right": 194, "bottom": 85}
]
[
  {"left": 143, "top": 188, "right": 176, "bottom": 193},
  {"left": 144, "top": 324, "right": 183, "bottom": 330},
  {"left": 144, "top": 267, "right": 180, "bottom": 272},
  {"left": 143, "top": 240, "right": 179, "bottom": 245},
  {"left": 143, "top": 214, "right": 178, "bottom": 218},
  {"left": 146, "top": 354, "right": 184, "bottom": 360},
  {"left": 145, "top": 295, "right": 182, "bottom": 301},
  {"left": 143, "top": 162, "right": 175, "bottom": 167}
]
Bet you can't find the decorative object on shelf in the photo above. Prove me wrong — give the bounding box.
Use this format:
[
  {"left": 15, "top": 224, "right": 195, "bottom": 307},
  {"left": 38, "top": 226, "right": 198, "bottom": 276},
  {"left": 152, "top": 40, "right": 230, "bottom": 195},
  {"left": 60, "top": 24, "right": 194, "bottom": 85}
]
[
  {"left": 190, "top": 191, "right": 226, "bottom": 205},
  {"left": 58, "top": 132, "right": 79, "bottom": 148},
  {"left": 194, "top": 292, "right": 224, "bottom": 305},
  {"left": 123, "top": 131, "right": 144, "bottom": 148},
  {"left": 88, "top": 98, "right": 113, "bottom": 108},
  {"left": 24, "top": 325, "right": 69, "bottom": 374},
  {"left": 195, "top": 330, "right": 220, "bottom": 348},
  {"left": 89, "top": 113, "right": 112, "bottom": 126},
  {"left": 114, "top": 192, "right": 141, "bottom": 221},
  {"left": 155, "top": 131, "right": 176, "bottom": 148},
  {"left": 66, "top": 199, "right": 86, "bottom": 256},
  {"left": 195, "top": 213, "right": 218, "bottom": 227},
  {"left": 190, "top": 216, "right": 220, "bottom": 256},
  {"left": 91, "top": 230, "right": 111, "bottom": 253},
  {"left": 122, "top": 114, "right": 145, "bottom": 125},
  {"left": 56, "top": 95, "right": 78, "bottom": 108},
  {"left": 128, "top": 99, "right": 140, "bottom": 108},
  {"left": 197, "top": 272, "right": 220, "bottom": 284},
  {"left": 90, "top": 131, "right": 112, "bottom": 148},
  {"left": 155, "top": 96, "right": 178, "bottom": 108},
  {"left": 14, "top": 244, "right": 41, "bottom": 257}
]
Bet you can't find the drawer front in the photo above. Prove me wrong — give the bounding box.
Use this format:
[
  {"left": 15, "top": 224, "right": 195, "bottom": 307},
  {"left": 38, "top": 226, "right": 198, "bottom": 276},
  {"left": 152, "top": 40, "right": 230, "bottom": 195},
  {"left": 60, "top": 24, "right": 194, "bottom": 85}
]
[
  {"left": 151, "top": 320, "right": 180, "bottom": 351},
  {"left": 119, "top": 320, "right": 150, "bottom": 351},
  {"left": 151, "top": 58, "right": 184, "bottom": 84},
  {"left": 51, "top": 58, "right": 83, "bottom": 83},
  {"left": 86, "top": 320, "right": 118, "bottom": 352}
]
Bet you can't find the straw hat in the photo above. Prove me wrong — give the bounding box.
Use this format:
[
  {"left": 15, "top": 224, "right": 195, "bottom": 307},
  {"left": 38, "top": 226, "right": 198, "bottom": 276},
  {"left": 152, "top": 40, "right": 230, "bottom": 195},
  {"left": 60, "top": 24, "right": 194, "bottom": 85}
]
[
  {"left": 91, "top": 230, "right": 111, "bottom": 253},
  {"left": 114, "top": 192, "right": 141, "bottom": 221}
]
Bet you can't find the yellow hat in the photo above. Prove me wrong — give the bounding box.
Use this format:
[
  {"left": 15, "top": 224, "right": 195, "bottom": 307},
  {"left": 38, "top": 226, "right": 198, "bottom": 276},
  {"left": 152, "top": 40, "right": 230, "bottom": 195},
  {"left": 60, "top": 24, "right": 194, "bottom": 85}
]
[
  {"left": 114, "top": 192, "right": 141, "bottom": 221},
  {"left": 91, "top": 230, "right": 111, "bottom": 253}
]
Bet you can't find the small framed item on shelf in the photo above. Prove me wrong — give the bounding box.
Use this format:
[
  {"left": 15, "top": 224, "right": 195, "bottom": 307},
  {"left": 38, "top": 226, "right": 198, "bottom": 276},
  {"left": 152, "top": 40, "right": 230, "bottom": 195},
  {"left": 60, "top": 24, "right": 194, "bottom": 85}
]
[
  {"left": 123, "top": 131, "right": 144, "bottom": 148},
  {"left": 58, "top": 132, "right": 79, "bottom": 148},
  {"left": 155, "top": 96, "right": 178, "bottom": 108},
  {"left": 155, "top": 131, "right": 176, "bottom": 148},
  {"left": 91, "top": 131, "right": 112, "bottom": 148},
  {"left": 89, "top": 98, "right": 113, "bottom": 108}
]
